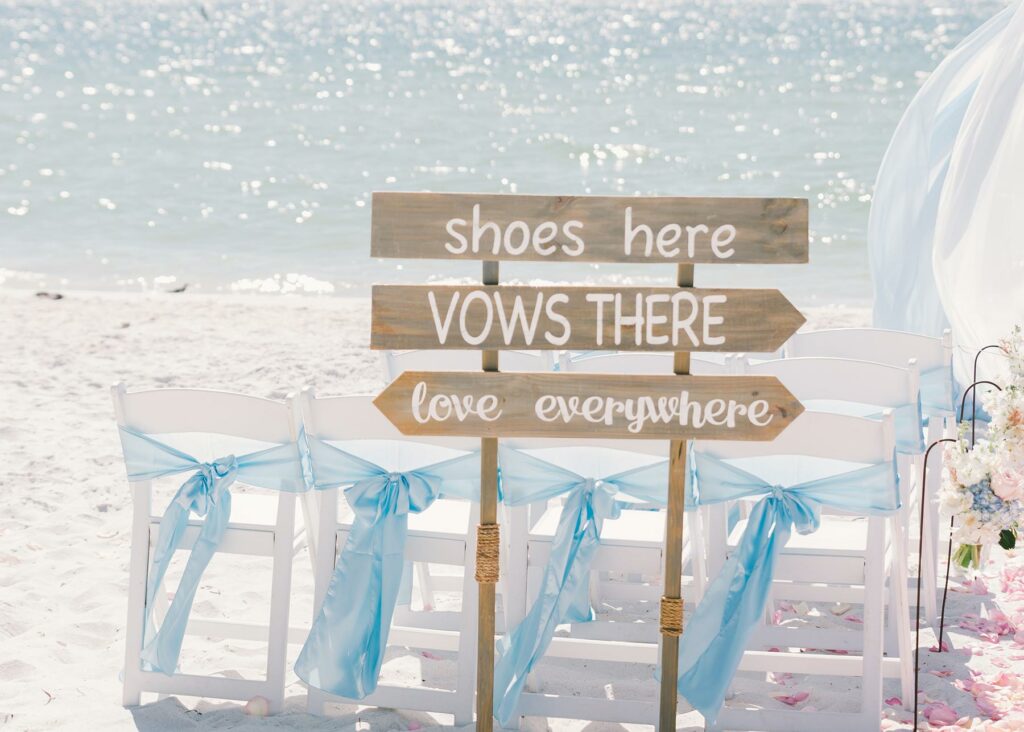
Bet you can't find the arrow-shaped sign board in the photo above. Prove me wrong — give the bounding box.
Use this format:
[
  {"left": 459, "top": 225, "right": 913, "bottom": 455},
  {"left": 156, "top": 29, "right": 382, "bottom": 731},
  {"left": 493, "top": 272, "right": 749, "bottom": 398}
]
[
  {"left": 371, "top": 285, "right": 805, "bottom": 352},
  {"left": 374, "top": 371, "right": 804, "bottom": 440},
  {"left": 372, "top": 192, "right": 808, "bottom": 264}
]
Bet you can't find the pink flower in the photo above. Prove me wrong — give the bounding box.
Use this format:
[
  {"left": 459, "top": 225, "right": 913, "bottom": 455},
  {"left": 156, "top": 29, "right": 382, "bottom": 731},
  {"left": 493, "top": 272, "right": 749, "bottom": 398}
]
[{"left": 992, "top": 470, "right": 1024, "bottom": 501}]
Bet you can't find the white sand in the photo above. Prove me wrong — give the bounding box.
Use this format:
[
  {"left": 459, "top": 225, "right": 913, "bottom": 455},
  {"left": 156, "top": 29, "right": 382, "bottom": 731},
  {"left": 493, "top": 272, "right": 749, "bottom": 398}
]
[{"left": 4, "top": 289, "right": 1019, "bottom": 731}]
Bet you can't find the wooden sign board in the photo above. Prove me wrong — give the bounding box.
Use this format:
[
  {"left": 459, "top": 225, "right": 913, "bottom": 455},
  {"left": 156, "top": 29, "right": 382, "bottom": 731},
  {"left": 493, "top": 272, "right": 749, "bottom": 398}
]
[
  {"left": 371, "top": 284, "right": 805, "bottom": 352},
  {"left": 371, "top": 192, "right": 808, "bottom": 264},
  {"left": 374, "top": 371, "right": 804, "bottom": 440}
]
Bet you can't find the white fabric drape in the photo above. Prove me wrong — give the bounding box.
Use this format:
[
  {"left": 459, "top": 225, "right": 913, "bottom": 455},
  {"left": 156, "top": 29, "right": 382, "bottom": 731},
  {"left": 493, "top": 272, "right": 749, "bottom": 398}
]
[
  {"left": 933, "top": 3, "right": 1024, "bottom": 386},
  {"left": 869, "top": 2, "right": 1023, "bottom": 385},
  {"left": 869, "top": 3, "right": 1013, "bottom": 339}
]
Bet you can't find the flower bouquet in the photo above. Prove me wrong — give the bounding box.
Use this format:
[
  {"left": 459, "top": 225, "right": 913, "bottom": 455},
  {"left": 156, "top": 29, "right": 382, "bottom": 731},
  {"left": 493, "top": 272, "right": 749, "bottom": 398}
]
[{"left": 941, "top": 326, "right": 1024, "bottom": 569}]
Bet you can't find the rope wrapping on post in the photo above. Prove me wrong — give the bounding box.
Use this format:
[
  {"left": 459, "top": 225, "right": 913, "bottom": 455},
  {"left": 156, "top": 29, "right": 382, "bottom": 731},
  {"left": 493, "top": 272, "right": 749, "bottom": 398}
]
[
  {"left": 475, "top": 523, "right": 501, "bottom": 583},
  {"left": 660, "top": 596, "right": 684, "bottom": 637}
]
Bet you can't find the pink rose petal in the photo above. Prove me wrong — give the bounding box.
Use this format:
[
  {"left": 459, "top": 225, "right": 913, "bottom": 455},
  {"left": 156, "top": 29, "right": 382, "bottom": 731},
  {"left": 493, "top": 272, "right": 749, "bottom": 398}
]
[
  {"left": 773, "top": 691, "right": 809, "bottom": 706},
  {"left": 923, "top": 701, "right": 959, "bottom": 726},
  {"left": 885, "top": 696, "right": 902, "bottom": 707},
  {"left": 421, "top": 651, "right": 442, "bottom": 660}
]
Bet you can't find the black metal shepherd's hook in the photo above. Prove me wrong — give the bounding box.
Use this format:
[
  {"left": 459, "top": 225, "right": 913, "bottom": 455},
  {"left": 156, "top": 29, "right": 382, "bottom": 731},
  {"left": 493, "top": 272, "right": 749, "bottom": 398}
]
[
  {"left": 913, "top": 436, "right": 956, "bottom": 730},
  {"left": 971, "top": 345, "right": 1005, "bottom": 444},
  {"left": 913, "top": 376, "right": 1003, "bottom": 731}
]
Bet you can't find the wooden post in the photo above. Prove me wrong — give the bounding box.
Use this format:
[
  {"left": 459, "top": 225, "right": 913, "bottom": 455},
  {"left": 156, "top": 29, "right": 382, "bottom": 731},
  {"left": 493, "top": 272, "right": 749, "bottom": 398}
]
[
  {"left": 476, "top": 260, "right": 500, "bottom": 731},
  {"left": 659, "top": 263, "right": 694, "bottom": 731}
]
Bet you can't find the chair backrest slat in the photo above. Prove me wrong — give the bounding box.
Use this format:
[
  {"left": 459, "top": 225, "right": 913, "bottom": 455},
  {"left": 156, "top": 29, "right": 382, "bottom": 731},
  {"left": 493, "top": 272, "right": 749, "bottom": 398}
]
[
  {"left": 561, "top": 352, "right": 732, "bottom": 375},
  {"left": 381, "top": 350, "right": 553, "bottom": 381},
  {"left": 695, "top": 410, "right": 894, "bottom": 464},
  {"left": 740, "top": 356, "right": 919, "bottom": 408},
  {"left": 111, "top": 383, "right": 298, "bottom": 443},
  {"left": 786, "top": 328, "right": 951, "bottom": 373}
]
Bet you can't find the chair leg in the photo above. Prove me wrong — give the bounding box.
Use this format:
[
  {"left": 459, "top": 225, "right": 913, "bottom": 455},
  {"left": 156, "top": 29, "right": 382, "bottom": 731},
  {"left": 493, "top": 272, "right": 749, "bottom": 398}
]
[
  {"left": 886, "top": 515, "right": 915, "bottom": 708},
  {"left": 306, "top": 687, "right": 327, "bottom": 716},
  {"left": 503, "top": 504, "right": 530, "bottom": 631},
  {"left": 455, "top": 504, "right": 481, "bottom": 727},
  {"left": 416, "top": 561, "right": 436, "bottom": 611},
  {"left": 688, "top": 508, "right": 708, "bottom": 601},
  {"left": 861, "top": 518, "right": 887, "bottom": 725},
  {"left": 265, "top": 493, "right": 297, "bottom": 714},
  {"left": 299, "top": 489, "right": 320, "bottom": 572},
  {"left": 123, "top": 482, "right": 151, "bottom": 707}
]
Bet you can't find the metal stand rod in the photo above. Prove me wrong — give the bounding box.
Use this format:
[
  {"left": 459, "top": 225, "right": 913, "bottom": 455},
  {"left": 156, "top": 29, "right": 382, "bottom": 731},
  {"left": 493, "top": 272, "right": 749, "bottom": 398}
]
[{"left": 658, "top": 263, "right": 694, "bottom": 731}]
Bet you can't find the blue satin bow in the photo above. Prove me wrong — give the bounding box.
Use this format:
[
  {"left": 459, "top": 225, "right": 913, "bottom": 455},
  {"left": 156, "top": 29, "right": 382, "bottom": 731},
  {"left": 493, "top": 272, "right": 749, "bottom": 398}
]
[
  {"left": 294, "top": 437, "right": 478, "bottom": 699},
  {"left": 677, "top": 452, "right": 900, "bottom": 723},
  {"left": 492, "top": 446, "right": 669, "bottom": 725},
  {"left": 117, "top": 426, "right": 307, "bottom": 675}
]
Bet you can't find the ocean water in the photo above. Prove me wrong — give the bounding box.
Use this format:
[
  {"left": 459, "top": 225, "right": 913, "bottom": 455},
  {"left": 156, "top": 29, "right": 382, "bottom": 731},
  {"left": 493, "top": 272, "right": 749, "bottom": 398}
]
[{"left": 0, "top": 0, "right": 1004, "bottom": 304}]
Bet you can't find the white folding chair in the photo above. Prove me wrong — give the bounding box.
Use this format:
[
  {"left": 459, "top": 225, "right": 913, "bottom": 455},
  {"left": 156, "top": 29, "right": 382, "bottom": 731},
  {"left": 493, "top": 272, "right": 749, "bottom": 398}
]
[
  {"left": 299, "top": 391, "right": 481, "bottom": 725},
  {"left": 785, "top": 328, "right": 955, "bottom": 628},
  {"left": 737, "top": 356, "right": 922, "bottom": 703},
  {"left": 113, "top": 384, "right": 304, "bottom": 711},
  {"left": 695, "top": 411, "right": 897, "bottom": 732},
  {"left": 498, "top": 438, "right": 703, "bottom": 727}
]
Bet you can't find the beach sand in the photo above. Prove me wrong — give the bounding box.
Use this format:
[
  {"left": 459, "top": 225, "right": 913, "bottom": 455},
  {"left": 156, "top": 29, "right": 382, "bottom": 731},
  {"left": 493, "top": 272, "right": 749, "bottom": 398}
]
[{"left": 2, "top": 289, "right": 1020, "bottom": 731}]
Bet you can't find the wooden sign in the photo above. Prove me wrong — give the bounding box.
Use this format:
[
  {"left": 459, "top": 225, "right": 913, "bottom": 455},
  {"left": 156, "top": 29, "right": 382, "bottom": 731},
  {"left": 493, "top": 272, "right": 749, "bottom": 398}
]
[
  {"left": 374, "top": 371, "right": 804, "bottom": 440},
  {"left": 371, "top": 284, "right": 805, "bottom": 352},
  {"left": 371, "top": 192, "right": 808, "bottom": 264},
  {"left": 367, "top": 188, "right": 811, "bottom": 732}
]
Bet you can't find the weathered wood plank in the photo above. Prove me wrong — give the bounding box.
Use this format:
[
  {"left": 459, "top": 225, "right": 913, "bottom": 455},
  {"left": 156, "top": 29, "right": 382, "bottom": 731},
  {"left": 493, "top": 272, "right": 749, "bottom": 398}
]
[
  {"left": 371, "top": 192, "right": 808, "bottom": 264},
  {"left": 371, "top": 284, "right": 805, "bottom": 352},
  {"left": 374, "top": 371, "right": 804, "bottom": 440}
]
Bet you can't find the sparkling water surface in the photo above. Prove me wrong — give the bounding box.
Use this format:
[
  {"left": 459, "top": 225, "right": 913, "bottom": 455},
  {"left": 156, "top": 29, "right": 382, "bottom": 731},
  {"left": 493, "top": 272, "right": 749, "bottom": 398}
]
[{"left": 0, "top": 0, "right": 1004, "bottom": 303}]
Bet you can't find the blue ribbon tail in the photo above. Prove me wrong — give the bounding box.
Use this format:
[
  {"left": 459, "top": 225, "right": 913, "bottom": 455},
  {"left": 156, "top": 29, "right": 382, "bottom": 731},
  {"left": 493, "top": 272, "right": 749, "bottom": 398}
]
[
  {"left": 493, "top": 494, "right": 603, "bottom": 726},
  {"left": 141, "top": 489, "right": 232, "bottom": 675},
  {"left": 676, "top": 499, "right": 789, "bottom": 723},
  {"left": 295, "top": 512, "right": 408, "bottom": 698}
]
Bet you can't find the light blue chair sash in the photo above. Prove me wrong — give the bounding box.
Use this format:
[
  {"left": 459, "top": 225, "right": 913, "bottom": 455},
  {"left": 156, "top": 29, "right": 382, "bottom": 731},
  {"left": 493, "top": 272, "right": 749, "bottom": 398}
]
[
  {"left": 117, "top": 425, "right": 307, "bottom": 676},
  {"left": 492, "top": 446, "right": 670, "bottom": 725},
  {"left": 677, "top": 451, "right": 900, "bottom": 723},
  {"left": 294, "top": 437, "right": 479, "bottom": 699},
  {"left": 803, "top": 399, "right": 926, "bottom": 454},
  {"left": 921, "top": 364, "right": 956, "bottom": 418}
]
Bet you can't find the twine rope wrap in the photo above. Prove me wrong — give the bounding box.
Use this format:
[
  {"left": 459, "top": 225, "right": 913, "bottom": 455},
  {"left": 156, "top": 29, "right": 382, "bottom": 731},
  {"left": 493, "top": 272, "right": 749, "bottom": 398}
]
[
  {"left": 476, "top": 523, "right": 500, "bottom": 583},
  {"left": 660, "top": 596, "right": 684, "bottom": 637}
]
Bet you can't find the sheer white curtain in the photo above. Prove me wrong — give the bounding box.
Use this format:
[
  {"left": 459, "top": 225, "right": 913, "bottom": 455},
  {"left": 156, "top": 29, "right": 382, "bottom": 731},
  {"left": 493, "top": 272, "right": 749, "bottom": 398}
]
[
  {"left": 869, "top": 1, "right": 1023, "bottom": 385},
  {"left": 933, "top": 3, "right": 1024, "bottom": 385},
  {"left": 868, "top": 4, "right": 1013, "bottom": 339}
]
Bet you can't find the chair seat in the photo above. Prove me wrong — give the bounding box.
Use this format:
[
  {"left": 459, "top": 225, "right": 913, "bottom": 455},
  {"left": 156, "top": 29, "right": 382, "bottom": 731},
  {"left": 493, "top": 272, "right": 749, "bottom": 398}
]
[
  {"left": 531, "top": 506, "right": 666, "bottom": 547},
  {"left": 729, "top": 515, "right": 869, "bottom": 556}
]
